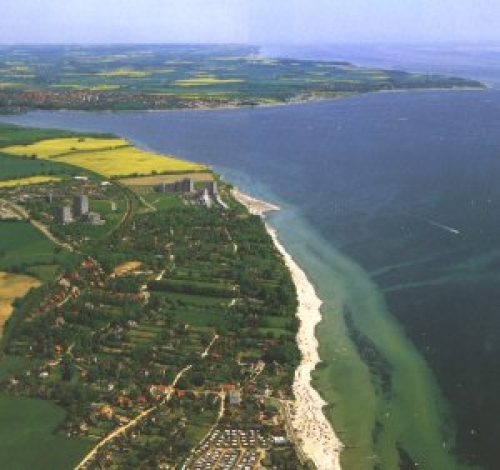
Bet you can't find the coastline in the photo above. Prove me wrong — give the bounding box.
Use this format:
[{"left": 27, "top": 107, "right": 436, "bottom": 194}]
[
  {"left": 0, "top": 83, "right": 487, "bottom": 119},
  {"left": 232, "top": 187, "right": 343, "bottom": 470},
  {"left": 0, "top": 86, "right": 489, "bottom": 467}
]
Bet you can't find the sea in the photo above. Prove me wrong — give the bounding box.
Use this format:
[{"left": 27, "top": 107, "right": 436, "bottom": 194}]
[{"left": 1, "top": 44, "right": 500, "bottom": 470}]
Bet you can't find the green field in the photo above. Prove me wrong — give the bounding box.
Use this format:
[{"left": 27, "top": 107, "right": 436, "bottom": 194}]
[
  {"left": 0, "top": 394, "right": 91, "bottom": 470},
  {"left": 0, "top": 123, "right": 103, "bottom": 180},
  {"left": 0, "top": 45, "right": 483, "bottom": 112},
  {"left": 0, "top": 222, "right": 55, "bottom": 271},
  {"left": 0, "top": 124, "right": 76, "bottom": 147},
  {"left": 0, "top": 154, "right": 74, "bottom": 181},
  {"left": 1, "top": 136, "right": 205, "bottom": 178}
]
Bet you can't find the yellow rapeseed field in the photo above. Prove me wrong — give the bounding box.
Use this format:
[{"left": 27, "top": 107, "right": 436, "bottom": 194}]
[
  {"left": 1, "top": 137, "right": 206, "bottom": 178},
  {"left": 96, "top": 68, "right": 149, "bottom": 78},
  {"left": 174, "top": 77, "right": 244, "bottom": 87},
  {"left": 49, "top": 84, "right": 85, "bottom": 90},
  {"left": 88, "top": 84, "right": 122, "bottom": 91},
  {"left": 0, "top": 82, "right": 23, "bottom": 89},
  {"left": 0, "top": 176, "right": 61, "bottom": 188},
  {"left": 9, "top": 66, "right": 31, "bottom": 72},
  {"left": 2, "top": 137, "right": 127, "bottom": 157},
  {"left": 53, "top": 148, "right": 205, "bottom": 177}
]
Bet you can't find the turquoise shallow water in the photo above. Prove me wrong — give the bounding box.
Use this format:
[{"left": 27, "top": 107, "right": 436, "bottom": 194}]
[
  {"left": 2, "top": 73, "right": 500, "bottom": 468},
  {"left": 268, "top": 209, "right": 460, "bottom": 469}
]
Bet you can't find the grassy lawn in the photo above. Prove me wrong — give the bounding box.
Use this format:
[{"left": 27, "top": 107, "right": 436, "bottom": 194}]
[
  {"left": 0, "top": 394, "right": 92, "bottom": 470},
  {"left": 143, "top": 194, "right": 186, "bottom": 210},
  {"left": 174, "top": 310, "right": 226, "bottom": 327}
]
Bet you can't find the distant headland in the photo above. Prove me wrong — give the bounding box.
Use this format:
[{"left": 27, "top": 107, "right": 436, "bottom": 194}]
[{"left": 0, "top": 44, "right": 484, "bottom": 114}]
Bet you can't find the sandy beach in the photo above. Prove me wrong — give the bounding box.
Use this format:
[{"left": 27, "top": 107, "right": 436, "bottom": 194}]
[
  {"left": 232, "top": 188, "right": 343, "bottom": 470},
  {"left": 232, "top": 187, "right": 281, "bottom": 215}
]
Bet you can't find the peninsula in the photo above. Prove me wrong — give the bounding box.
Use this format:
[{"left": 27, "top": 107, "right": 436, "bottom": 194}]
[{"left": 0, "top": 122, "right": 325, "bottom": 469}]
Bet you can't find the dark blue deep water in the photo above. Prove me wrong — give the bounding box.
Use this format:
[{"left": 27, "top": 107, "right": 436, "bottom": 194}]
[{"left": 2, "top": 45, "right": 500, "bottom": 469}]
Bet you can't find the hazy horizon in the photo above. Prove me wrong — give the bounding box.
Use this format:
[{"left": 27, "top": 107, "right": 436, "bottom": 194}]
[
  {"left": 1, "top": 40, "right": 500, "bottom": 47},
  {"left": 2, "top": 0, "right": 500, "bottom": 46}
]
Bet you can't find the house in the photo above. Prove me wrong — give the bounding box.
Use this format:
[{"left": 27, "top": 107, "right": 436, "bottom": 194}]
[
  {"left": 116, "top": 395, "right": 131, "bottom": 408},
  {"left": 220, "top": 383, "right": 235, "bottom": 392},
  {"left": 85, "top": 211, "right": 103, "bottom": 225},
  {"left": 137, "top": 395, "right": 148, "bottom": 405},
  {"left": 228, "top": 390, "right": 241, "bottom": 406}
]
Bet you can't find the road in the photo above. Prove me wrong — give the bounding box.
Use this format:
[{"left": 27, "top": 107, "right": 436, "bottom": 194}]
[
  {"left": 181, "top": 389, "right": 226, "bottom": 470},
  {"left": 0, "top": 198, "right": 74, "bottom": 252},
  {"left": 200, "top": 334, "right": 219, "bottom": 358},
  {"left": 74, "top": 365, "right": 192, "bottom": 470}
]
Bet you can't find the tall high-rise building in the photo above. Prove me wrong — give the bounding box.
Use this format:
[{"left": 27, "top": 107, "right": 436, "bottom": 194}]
[
  {"left": 206, "top": 181, "right": 218, "bottom": 195},
  {"left": 73, "top": 194, "right": 89, "bottom": 217},
  {"left": 58, "top": 205, "right": 73, "bottom": 224},
  {"left": 180, "top": 178, "right": 194, "bottom": 193}
]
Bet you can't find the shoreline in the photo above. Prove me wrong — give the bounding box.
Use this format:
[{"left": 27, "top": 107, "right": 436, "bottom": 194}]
[
  {"left": 231, "top": 187, "right": 281, "bottom": 215},
  {"left": 232, "top": 187, "right": 343, "bottom": 470},
  {"left": 0, "top": 84, "right": 487, "bottom": 119}
]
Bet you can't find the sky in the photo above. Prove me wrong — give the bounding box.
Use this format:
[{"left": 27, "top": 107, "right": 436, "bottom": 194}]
[{"left": 1, "top": 0, "right": 499, "bottom": 45}]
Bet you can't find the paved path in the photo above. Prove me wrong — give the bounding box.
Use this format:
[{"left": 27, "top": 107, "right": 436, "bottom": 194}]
[
  {"left": 74, "top": 365, "right": 192, "bottom": 470},
  {"left": 1, "top": 198, "right": 74, "bottom": 251},
  {"left": 200, "top": 334, "right": 219, "bottom": 358}
]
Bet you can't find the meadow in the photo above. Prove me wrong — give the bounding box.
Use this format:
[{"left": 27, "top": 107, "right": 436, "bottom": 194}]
[
  {"left": 0, "top": 154, "right": 78, "bottom": 181},
  {"left": 0, "top": 394, "right": 92, "bottom": 470},
  {"left": 0, "top": 221, "right": 56, "bottom": 271}
]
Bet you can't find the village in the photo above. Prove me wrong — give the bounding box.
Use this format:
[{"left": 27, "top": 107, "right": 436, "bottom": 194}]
[{"left": 0, "top": 173, "right": 309, "bottom": 469}]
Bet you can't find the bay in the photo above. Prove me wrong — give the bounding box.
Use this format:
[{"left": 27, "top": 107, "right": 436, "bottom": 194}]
[{"left": 2, "top": 74, "right": 500, "bottom": 469}]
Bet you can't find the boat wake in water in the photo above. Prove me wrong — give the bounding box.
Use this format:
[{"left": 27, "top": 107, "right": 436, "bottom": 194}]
[{"left": 403, "top": 211, "right": 461, "bottom": 235}]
